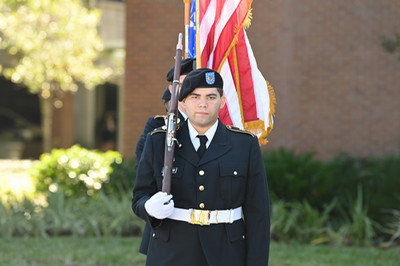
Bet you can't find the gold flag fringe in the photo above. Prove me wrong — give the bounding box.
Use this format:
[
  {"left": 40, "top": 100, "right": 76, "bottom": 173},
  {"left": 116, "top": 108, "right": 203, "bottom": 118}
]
[
  {"left": 243, "top": 7, "right": 253, "bottom": 29},
  {"left": 258, "top": 80, "right": 276, "bottom": 145}
]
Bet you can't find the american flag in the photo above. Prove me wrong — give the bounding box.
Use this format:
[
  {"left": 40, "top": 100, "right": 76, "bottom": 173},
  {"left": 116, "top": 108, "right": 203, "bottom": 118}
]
[{"left": 187, "top": 0, "right": 275, "bottom": 144}]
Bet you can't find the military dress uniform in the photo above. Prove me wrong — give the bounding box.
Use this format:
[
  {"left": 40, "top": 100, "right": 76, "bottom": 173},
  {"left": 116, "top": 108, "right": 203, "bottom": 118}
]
[
  {"left": 132, "top": 119, "right": 271, "bottom": 266},
  {"left": 135, "top": 115, "right": 165, "bottom": 162},
  {"left": 135, "top": 58, "right": 195, "bottom": 255},
  {"left": 136, "top": 57, "right": 195, "bottom": 163},
  {"left": 135, "top": 111, "right": 185, "bottom": 254},
  {"left": 135, "top": 111, "right": 185, "bottom": 163}
]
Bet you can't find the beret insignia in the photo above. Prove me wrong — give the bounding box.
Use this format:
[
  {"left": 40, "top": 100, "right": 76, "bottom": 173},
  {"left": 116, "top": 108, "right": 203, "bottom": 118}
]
[{"left": 205, "top": 72, "right": 215, "bottom": 85}]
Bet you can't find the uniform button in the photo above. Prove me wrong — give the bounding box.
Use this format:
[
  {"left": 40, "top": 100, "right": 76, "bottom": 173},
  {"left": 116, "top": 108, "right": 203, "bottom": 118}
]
[
  {"left": 242, "top": 235, "right": 245, "bottom": 239},
  {"left": 199, "top": 170, "right": 205, "bottom": 176},
  {"left": 234, "top": 171, "right": 238, "bottom": 175},
  {"left": 199, "top": 185, "right": 205, "bottom": 191},
  {"left": 199, "top": 203, "right": 205, "bottom": 209},
  {"left": 152, "top": 233, "right": 156, "bottom": 238}
]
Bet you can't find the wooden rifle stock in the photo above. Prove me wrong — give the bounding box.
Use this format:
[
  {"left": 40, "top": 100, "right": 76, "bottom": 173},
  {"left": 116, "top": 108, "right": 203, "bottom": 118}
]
[{"left": 162, "top": 33, "right": 183, "bottom": 194}]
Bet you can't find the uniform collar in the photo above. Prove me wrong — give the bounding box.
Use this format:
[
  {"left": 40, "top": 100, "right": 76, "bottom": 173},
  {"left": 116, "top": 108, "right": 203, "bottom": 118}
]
[
  {"left": 188, "top": 119, "right": 218, "bottom": 149},
  {"left": 178, "top": 109, "right": 188, "bottom": 121},
  {"left": 176, "top": 120, "right": 231, "bottom": 166}
]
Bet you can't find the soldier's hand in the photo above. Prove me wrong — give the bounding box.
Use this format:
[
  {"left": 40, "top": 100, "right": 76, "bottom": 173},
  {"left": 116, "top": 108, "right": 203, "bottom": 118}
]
[{"left": 144, "top": 191, "right": 174, "bottom": 219}]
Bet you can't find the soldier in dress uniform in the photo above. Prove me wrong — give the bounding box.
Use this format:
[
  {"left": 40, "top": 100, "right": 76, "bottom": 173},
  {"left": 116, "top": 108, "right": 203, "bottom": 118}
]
[
  {"left": 132, "top": 68, "right": 270, "bottom": 265},
  {"left": 135, "top": 58, "right": 196, "bottom": 255},
  {"left": 135, "top": 58, "right": 196, "bottom": 163},
  {"left": 135, "top": 85, "right": 171, "bottom": 163}
]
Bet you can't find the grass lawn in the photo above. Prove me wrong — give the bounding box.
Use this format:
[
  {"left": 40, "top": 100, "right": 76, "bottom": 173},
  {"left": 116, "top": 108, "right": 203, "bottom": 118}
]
[{"left": 0, "top": 237, "right": 399, "bottom": 266}]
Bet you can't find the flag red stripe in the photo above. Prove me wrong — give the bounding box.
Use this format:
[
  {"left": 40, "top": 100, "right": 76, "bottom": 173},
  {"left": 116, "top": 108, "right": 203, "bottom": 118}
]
[
  {"left": 235, "top": 29, "right": 258, "bottom": 122},
  {"left": 198, "top": 0, "right": 274, "bottom": 138},
  {"left": 198, "top": 0, "right": 211, "bottom": 24},
  {"left": 218, "top": 104, "right": 233, "bottom": 125},
  {"left": 200, "top": 0, "right": 250, "bottom": 69},
  {"left": 201, "top": 27, "right": 215, "bottom": 67},
  {"left": 210, "top": 1, "right": 250, "bottom": 69}
]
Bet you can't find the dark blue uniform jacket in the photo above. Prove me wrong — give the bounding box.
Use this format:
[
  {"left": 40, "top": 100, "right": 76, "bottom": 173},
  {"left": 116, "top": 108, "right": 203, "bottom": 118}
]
[
  {"left": 132, "top": 120, "right": 270, "bottom": 266},
  {"left": 135, "top": 111, "right": 185, "bottom": 253}
]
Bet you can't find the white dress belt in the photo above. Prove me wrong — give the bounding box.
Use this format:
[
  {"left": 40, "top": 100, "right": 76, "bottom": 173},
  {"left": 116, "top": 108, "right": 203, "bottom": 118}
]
[{"left": 168, "top": 206, "right": 242, "bottom": 225}]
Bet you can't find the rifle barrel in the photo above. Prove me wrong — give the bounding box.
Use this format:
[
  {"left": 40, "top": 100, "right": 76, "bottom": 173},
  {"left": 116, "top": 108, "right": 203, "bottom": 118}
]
[{"left": 162, "top": 33, "right": 183, "bottom": 194}]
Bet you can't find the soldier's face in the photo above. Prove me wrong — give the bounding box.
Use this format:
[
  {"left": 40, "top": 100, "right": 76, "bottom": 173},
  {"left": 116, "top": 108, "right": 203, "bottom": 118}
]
[{"left": 182, "top": 87, "right": 226, "bottom": 134}]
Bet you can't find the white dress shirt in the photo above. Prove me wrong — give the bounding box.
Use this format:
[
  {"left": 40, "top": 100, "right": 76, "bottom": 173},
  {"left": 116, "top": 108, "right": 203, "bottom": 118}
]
[{"left": 187, "top": 120, "right": 218, "bottom": 151}]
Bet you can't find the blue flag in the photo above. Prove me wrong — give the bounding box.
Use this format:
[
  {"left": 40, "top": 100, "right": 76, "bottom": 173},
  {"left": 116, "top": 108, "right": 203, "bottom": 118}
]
[{"left": 188, "top": 0, "right": 196, "bottom": 58}]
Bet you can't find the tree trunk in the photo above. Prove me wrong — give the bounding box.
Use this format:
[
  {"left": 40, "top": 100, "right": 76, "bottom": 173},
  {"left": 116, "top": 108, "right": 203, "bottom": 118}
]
[{"left": 39, "top": 95, "right": 53, "bottom": 153}]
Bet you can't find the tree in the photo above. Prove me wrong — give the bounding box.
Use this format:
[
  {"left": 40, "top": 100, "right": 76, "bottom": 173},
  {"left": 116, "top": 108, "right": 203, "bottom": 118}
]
[{"left": 0, "top": 0, "right": 112, "bottom": 152}]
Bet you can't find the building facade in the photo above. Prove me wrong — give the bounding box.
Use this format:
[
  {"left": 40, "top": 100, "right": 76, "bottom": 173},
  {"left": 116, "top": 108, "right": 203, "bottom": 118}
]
[{"left": 123, "top": 0, "right": 400, "bottom": 159}]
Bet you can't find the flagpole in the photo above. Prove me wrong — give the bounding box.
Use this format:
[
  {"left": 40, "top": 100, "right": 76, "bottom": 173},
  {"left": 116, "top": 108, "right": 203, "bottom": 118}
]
[
  {"left": 195, "top": 0, "right": 200, "bottom": 68},
  {"left": 183, "top": 0, "right": 190, "bottom": 59}
]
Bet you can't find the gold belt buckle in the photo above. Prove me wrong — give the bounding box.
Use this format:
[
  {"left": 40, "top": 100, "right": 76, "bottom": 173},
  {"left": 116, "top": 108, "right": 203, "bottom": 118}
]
[{"left": 189, "top": 209, "right": 210, "bottom": 226}]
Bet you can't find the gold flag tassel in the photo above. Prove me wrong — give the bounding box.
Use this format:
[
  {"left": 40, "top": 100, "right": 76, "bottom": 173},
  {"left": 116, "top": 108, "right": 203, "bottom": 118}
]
[{"left": 258, "top": 80, "right": 276, "bottom": 145}]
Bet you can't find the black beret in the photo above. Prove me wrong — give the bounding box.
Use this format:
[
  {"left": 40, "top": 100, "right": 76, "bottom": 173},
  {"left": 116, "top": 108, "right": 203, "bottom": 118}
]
[
  {"left": 179, "top": 68, "right": 223, "bottom": 101},
  {"left": 161, "top": 85, "right": 171, "bottom": 101},
  {"left": 166, "top": 58, "right": 196, "bottom": 82}
]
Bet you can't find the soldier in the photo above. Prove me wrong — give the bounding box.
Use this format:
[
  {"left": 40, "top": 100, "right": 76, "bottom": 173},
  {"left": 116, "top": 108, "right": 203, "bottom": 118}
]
[
  {"left": 132, "top": 68, "right": 271, "bottom": 265},
  {"left": 134, "top": 85, "right": 171, "bottom": 163},
  {"left": 135, "top": 58, "right": 196, "bottom": 255},
  {"left": 134, "top": 58, "right": 196, "bottom": 163}
]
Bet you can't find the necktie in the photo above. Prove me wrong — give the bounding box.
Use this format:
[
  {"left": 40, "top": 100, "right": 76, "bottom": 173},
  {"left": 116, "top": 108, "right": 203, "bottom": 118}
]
[{"left": 197, "top": 135, "right": 208, "bottom": 158}]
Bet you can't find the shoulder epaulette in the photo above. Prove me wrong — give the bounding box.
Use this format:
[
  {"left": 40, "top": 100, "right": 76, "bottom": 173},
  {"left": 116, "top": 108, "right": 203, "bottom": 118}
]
[
  {"left": 155, "top": 114, "right": 181, "bottom": 124},
  {"left": 150, "top": 125, "right": 181, "bottom": 135},
  {"left": 154, "top": 114, "right": 167, "bottom": 120},
  {"left": 150, "top": 125, "right": 167, "bottom": 135},
  {"left": 226, "top": 125, "right": 256, "bottom": 138}
]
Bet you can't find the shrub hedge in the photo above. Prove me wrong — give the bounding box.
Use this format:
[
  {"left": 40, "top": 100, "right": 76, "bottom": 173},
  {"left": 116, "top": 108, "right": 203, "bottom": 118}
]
[
  {"left": 31, "top": 145, "right": 122, "bottom": 198},
  {"left": 264, "top": 149, "right": 400, "bottom": 226},
  {"left": 2, "top": 147, "right": 399, "bottom": 246}
]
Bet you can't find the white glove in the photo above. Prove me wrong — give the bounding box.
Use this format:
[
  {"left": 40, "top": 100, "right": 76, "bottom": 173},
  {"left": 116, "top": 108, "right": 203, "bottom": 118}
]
[{"left": 144, "top": 191, "right": 174, "bottom": 219}]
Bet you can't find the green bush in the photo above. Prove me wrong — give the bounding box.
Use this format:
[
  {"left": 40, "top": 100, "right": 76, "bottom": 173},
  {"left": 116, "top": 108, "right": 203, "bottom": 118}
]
[
  {"left": 0, "top": 194, "right": 47, "bottom": 237},
  {"left": 333, "top": 186, "right": 382, "bottom": 246},
  {"left": 321, "top": 153, "right": 400, "bottom": 224},
  {"left": 0, "top": 190, "right": 144, "bottom": 237},
  {"left": 3, "top": 147, "right": 399, "bottom": 245},
  {"left": 270, "top": 194, "right": 383, "bottom": 246},
  {"left": 382, "top": 208, "right": 400, "bottom": 247},
  {"left": 264, "top": 149, "right": 400, "bottom": 226},
  {"left": 271, "top": 199, "right": 336, "bottom": 244},
  {"left": 263, "top": 148, "right": 323, "bottom": 205},
  {"left": 103, "top": 156, "right": 137, "bottom": 195},
  {"left": 31, "top": 145, "right": 122, "bottom": 198}
]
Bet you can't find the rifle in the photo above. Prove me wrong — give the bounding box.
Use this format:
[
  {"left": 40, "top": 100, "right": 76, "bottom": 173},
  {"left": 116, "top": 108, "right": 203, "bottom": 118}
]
[{"left": 162, "top": 33, "right": 183, "bottom": 194}]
